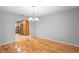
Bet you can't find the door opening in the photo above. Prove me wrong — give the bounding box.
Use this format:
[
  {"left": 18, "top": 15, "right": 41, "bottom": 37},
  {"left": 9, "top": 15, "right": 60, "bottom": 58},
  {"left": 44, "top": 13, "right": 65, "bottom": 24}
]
[{"left": 15, "top": 19, "right": 29, "bottom": 36}]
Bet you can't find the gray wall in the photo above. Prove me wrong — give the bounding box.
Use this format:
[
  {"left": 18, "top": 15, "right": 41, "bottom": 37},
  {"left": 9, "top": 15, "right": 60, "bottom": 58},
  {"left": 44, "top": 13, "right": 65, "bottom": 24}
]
[
  {"left": 0, "top": 7, "right": 79, "bottom": 46},
  {"left": 0, "top": 11, "right": 35, "bottom": 45},
  {"left": 30, "top": 21, "right": 37, "bottom": 36},
  {"left": 0, "top": 11, "right": 18, "bottom": 44},
  {"left": 36, "top": 7, "right": 79, "bottom": 46}
]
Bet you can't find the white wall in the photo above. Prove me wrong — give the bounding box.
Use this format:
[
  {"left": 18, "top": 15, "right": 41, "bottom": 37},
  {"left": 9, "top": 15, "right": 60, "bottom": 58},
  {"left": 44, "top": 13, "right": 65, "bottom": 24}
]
[
  {"left": 36, "top": 7, "right": 79, "bottom": 46},
  {"left": 30, "top": 21, "right": 37, "bottom": 36},
  {"left": 0, "top": 7, "right": 79, "bottom": 46},
  {"left": 0, "top": 11, "right": 36, "bottom": 45},
  {"left": 0, "top": 11, "right": 18, "bottom": 45}
]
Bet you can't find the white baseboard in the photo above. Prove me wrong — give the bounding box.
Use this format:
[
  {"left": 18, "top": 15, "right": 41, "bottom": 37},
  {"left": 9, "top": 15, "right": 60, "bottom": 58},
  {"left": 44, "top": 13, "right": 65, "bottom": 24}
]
[
  {"left": 0, "top": 35, "right": 79, "bottom": 47},
  {"left": 0, "top": 41, "right": 15, "bottom": 46},
  {"left": 34, "top": 35, "right": 79, "bottom": 47}
]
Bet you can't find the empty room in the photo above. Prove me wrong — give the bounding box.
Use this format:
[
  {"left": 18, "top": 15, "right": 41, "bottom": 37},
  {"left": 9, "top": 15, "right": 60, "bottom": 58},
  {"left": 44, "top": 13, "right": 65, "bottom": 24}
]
[{"left": 0, "top": 6, "right": 79, "bottom": 53}]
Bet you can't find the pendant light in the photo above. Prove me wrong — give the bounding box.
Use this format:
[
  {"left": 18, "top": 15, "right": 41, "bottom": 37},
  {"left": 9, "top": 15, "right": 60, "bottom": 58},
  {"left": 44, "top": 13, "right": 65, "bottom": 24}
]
[{"left": 29, "top": 6, "right": 39, "bottom": 22}]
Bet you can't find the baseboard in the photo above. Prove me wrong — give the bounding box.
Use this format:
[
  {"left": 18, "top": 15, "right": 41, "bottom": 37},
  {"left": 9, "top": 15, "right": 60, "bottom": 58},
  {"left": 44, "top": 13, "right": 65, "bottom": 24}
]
[
  {"left": 0, "top": 35, "right": 79, "bottom": 47},
  {"left": 33, "top": 35, "right": 79, "bottom": 47},
  {"left": 0, "top": 41, "right": 15, "bottom": 46}
]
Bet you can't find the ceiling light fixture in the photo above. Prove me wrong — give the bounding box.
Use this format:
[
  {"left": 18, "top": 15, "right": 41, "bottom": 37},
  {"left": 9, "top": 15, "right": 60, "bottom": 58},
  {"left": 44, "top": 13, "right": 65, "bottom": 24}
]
[{"left": 29, "top": 6, "right": 39, "bottom": 22}]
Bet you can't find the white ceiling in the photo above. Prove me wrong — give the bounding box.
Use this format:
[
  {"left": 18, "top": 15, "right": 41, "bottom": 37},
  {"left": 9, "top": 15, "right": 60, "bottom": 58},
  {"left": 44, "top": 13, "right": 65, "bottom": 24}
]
[{"left": 0, "top": 6, "right": 78, "bottom": 17}]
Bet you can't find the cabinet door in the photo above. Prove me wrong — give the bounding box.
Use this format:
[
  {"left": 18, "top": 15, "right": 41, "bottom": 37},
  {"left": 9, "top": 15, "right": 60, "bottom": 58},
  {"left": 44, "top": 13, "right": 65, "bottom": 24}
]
[
  {"left": 16, "top": 26, "right": 20, "bottom": 34},
  {"left": 20, "top": 23, "right": 23, "bottom": 35},
  {"left": 22, "top": 20, "right": 29, "bottom": 35}
]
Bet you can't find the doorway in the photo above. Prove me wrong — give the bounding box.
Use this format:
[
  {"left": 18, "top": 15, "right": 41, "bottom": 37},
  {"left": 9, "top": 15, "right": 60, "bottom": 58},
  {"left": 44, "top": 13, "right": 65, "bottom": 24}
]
[{"left": 15, "top": 19, "right": 29, "bottom": 36}]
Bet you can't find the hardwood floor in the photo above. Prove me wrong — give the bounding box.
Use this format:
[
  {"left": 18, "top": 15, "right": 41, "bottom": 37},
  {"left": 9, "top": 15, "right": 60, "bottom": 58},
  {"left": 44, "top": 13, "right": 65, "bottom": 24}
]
[{"left": 0, "top": 35, "right": 79, "bottom": 53}]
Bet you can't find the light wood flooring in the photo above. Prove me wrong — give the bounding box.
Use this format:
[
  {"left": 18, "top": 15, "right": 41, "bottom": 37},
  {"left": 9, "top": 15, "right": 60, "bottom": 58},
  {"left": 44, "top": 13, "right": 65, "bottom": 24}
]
[{"left": 0, "top": 35, "right": 79, "bottom": 53}]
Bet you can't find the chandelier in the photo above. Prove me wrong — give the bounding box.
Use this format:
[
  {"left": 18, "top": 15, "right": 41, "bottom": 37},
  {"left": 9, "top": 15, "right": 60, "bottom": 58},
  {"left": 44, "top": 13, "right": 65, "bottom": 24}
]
[{"left": 29, "top": 6, "right": 39, "bottom": 22}]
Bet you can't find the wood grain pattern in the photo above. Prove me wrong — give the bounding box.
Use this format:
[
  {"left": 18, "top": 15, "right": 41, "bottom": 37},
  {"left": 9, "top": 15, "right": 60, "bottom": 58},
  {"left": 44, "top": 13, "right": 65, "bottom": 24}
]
[
  {"left": 22, "top": 20, "right": 29, "bottom": 35},
  {"left": 15, "top": 26, "right": 20, "bottom": 34},
  {"left": 0, "top": 35, "right": 79, "bottom": 53}
]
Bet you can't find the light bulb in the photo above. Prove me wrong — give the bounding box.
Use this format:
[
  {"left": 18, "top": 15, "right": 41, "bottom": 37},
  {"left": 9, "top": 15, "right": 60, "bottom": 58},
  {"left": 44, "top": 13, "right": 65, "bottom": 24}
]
[
  {"left": 29, "top": 17, "right": 33, "bottom": 21},
  {"left": 35, "top": 18, "right": 39, "bottom": 21},
  {"left": 32, "top": 19, "right": 36, "bottom": 22}
]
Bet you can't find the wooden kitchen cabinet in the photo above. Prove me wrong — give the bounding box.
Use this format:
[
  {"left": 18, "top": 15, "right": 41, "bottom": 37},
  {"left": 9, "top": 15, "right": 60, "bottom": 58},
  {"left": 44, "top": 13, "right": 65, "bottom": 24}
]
[{"left": 22, "top": 20, "right": 29, "bottom": 35}]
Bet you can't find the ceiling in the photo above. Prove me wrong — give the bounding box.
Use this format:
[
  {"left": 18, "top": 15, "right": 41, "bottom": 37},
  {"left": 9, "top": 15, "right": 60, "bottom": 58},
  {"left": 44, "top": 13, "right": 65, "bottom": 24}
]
[{"left": 0, "top": 6, "right": 78, "bottom": 17}]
